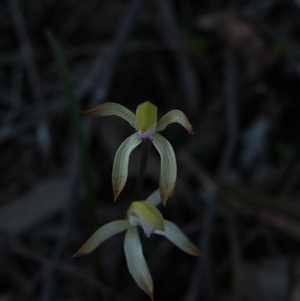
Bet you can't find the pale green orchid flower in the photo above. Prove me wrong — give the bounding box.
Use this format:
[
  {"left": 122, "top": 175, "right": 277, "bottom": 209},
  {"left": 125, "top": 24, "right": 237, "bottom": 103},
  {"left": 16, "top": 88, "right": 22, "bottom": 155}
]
[
  {"left": 72, "top": 190, "right": 202, "bottom": 300},
  {"left": 83, "top": 101, "right": 194, "bottom": 205}
]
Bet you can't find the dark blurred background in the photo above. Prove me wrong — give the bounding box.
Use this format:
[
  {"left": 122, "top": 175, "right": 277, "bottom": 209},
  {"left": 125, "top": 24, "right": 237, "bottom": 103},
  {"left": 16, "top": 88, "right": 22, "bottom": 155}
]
[{"left": 1, "top": 0, "right": 300, "bottom": 301}]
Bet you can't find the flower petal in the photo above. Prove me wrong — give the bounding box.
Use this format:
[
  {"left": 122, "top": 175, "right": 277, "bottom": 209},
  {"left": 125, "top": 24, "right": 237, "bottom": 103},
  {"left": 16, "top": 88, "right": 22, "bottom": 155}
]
[
  {"left": 157, "top": 109, "right": 194, "bottom": 134},
  {"left": 71, "top": 220, "right": 129, "bottom": 258},
  {"left": 112, "top": 133, "right": 142, "bottom": 201},
  {"left": 127, "top": 201, "right": 164, "bottom": 237},
  {"left": 83, "top": 102, "right": 136, "bottom": 128},
  {"left": 152, "top": 133, "right": 177, "bottom": 205},
  {"left": 124, "top": 226, "right": 154, "bottom": 300},
  {"left": 146, "top": 189, "right": 161, "bottom": 207},
  {"left": 155, "top": 220, "right": 202, "bottom": 256}
]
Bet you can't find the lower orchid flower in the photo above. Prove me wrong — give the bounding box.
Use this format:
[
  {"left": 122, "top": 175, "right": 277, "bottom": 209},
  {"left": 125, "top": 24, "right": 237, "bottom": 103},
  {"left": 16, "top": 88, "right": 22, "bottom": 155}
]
[{"left": 72, "top": 190, "right": 202, "bottom": 300}]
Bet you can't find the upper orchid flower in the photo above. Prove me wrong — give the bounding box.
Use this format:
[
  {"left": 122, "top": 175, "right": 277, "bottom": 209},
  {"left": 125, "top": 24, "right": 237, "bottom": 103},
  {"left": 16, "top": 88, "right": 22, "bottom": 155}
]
[
  {"left": 83, "top": 101, "right": 194, "bottom": 205},
  {"left": 72, "top": 190, "right": 202, "bottom": 300}
]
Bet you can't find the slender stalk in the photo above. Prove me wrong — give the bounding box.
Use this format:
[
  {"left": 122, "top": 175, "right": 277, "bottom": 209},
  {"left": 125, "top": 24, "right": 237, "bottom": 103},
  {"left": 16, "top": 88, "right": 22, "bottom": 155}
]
[
  {"left": 45, "top": 30, "right": 97, "bottom": 233},
  {"left": 45, "top": 31, "right": 101, "bottom": 286},
  {"left": 134, "top": 140, "right": 152, "bottom": 200}
]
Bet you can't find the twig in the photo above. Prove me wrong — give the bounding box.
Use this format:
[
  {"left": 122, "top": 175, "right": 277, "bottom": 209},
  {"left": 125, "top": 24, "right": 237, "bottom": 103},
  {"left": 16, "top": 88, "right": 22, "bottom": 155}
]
[
  {"left": 179, "top": 153, "right": 300, "bottom": 242},
  {"left": 224, "top": 184, "right": 300, "bottom": 220},
  {"left": 10, "top": 64, "right": 23, "bottom": 106},
  {"left": 241, "top": 0, "right": 281, "bottom": 17},
  {"left": 79, "top": 0, "right": 147, "bottom": 106},
  {"left": 0, "top": 96, "right": 69, "bottom": 142},
  {"left": 46, "top": 30, "right": 97, "bottom": 233},
  {"left": 184, "top": 47, "right": 239, "bottom": 301},
  {"left": 46, "top": 30, "right": 101, "bottom": 297},
  {"left": 152, "top": 0, "right": 200, "bottom": 114},
  {"left": 60, "top": 0, "right": 99, "bottom": 39},
  {"left": 179, "top": 151, "right": 215, "bottom": 191},
  {"left": 40, "top": 146, "right": 80, "bottom": 301},
  {"left": 8, "top": 0, "right": 51, "bottom": 160},
  {"left": 0, "top": 39, "right": 193, "bottom": 64},
  {"left": 281, "top": 161, "right": 300, "bottom": 196},
  {"left": 1, "top": 235, "right": 133, "bottom": 301},
  {"left": 224, "top": 207, "right": 243, "bottom": 301},
  {"left": 222, "top": 194, "right": 300, "bottom": 242}
]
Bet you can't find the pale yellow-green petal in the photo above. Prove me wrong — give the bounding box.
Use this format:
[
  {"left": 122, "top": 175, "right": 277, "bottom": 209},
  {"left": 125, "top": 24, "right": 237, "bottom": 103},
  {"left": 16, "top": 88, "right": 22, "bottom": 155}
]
[
  {"left": 135, "top": 101, "right": 157, "bottom": 140},
  {"left": 112, "top": 133, "right": 142, "bottom": 201},
  {"left": 157, "top": 109, "right": 194, "bottom": 134},
  {"left": 154, "top": 220, "right": 202, "bottom": 256},
  {"left": 152, "top": 133, "right": 177, "bottom": 205},
  {"left": 146, "top": 189, "right": 161, "bottom": 207},
  {"left": 71, "top": 220, "right": 129, "bottom": 258},
  {"left": 83, "top": 102, "right": 136, "bottom": 128},
  {"left": 127, "top": 201, "right": 164, "bottom": 237},
  {"left": 124, "top": 226, "right": 154, "bottom": 300}
]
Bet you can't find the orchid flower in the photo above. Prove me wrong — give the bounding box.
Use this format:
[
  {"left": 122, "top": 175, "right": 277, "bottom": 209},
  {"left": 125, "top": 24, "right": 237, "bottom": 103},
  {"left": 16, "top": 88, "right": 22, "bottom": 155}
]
[
  {"left": 72, "top": 190, "right": 202, "bottom": 300},
  {"left": 83, "top": 101, "right": 193, "bottom": 205}
]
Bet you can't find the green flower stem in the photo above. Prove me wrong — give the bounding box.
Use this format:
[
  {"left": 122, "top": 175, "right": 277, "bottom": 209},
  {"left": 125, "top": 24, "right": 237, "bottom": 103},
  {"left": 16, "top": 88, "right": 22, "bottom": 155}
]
[
  {"left": 45, "top": 30, "right": 96, "bottom": 232},
  {"left": 134, "top": 140, "right": 152, "bottom": 200},
  {"left": 45, "top": 31, "right": 101, "bottom": 283}
]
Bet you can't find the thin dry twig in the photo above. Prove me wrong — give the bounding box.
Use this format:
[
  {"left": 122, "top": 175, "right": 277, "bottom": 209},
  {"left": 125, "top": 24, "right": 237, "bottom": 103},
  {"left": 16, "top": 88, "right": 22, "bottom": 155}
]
[
  {"left": 40, "top": 146, "right": 80, "bottom": 301},
  {"left": 1, "top": 235, "right": 133, "bottom": 301},
  {"left": 79, "top": 0, "right": 147, "bottom": 107},
  {"left": 7, "top": 0, "right": 52, "bottom": 160},
  {"left": 153, "top": 0, "right": 200, "bottom": 114},
  {"left": 184, "top": 47, "right": 239, "bottom": 301}
]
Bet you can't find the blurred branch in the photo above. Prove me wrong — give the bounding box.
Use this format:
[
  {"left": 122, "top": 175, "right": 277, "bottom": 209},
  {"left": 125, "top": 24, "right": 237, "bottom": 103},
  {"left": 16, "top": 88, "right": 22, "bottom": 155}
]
[
  {"left": 180, "top": 152, "right": 300, "bottom": 241},
  {"left": 225, "top": 184, "right": 300, "bottom": 220},
  {"left": 153, "top": 0, "right": 200, "bottom": 113},
  {"left": 223, "top": 194, "right": 300, "bottom": 242},
  {"left": 0, "top": 235, "right": 133, "bottom": 301},
  {"left": 281, "top": 161, "right": 300, "bottom": 197},
  {"left": 40, "top": 151, "right": 80, "bottom": 301},
  {"left": 46, "top": 30, "right": 97, "bottom": 233},
  {"left": 241, "top": 0, "right": 281, "bottom": 17},
  {"left": 225, "top": 207, "right": 243, "bottom": 301},
  {"left": 80, "top": 0, "right": 147, "bottom": 106},
  {"left": 184, "top": 47, "right": 239, "bottom": 301},
  {"left": 8, "top": 0, "right": 51, "bottom": 160}
]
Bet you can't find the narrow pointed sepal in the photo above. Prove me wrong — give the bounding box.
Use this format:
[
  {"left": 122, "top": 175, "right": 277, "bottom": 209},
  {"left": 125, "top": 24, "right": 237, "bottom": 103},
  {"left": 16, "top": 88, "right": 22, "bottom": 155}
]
[
  {"left": 124, "top": 226, "right": 154, "bottom": 300},
  {"left": 145, "top": 189, "right": 161, "bottom": 207},
  {"left": 152, "top": 133, "right": 177, "bottom": 205},
  {"left": 155, "top": 220, "right": 203, "bottom": 257},
  {"left": 82, "top": 102, "right": 136, "bottom": 128},
  {"left": 157, "top": 109, "right": 194, "bottom": 134},
  {"left": 71, "top": 220, "right": 129, "bottom": 258},
  {"left": 112, "top": 133, "right": 142, "bottom": 201}
]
